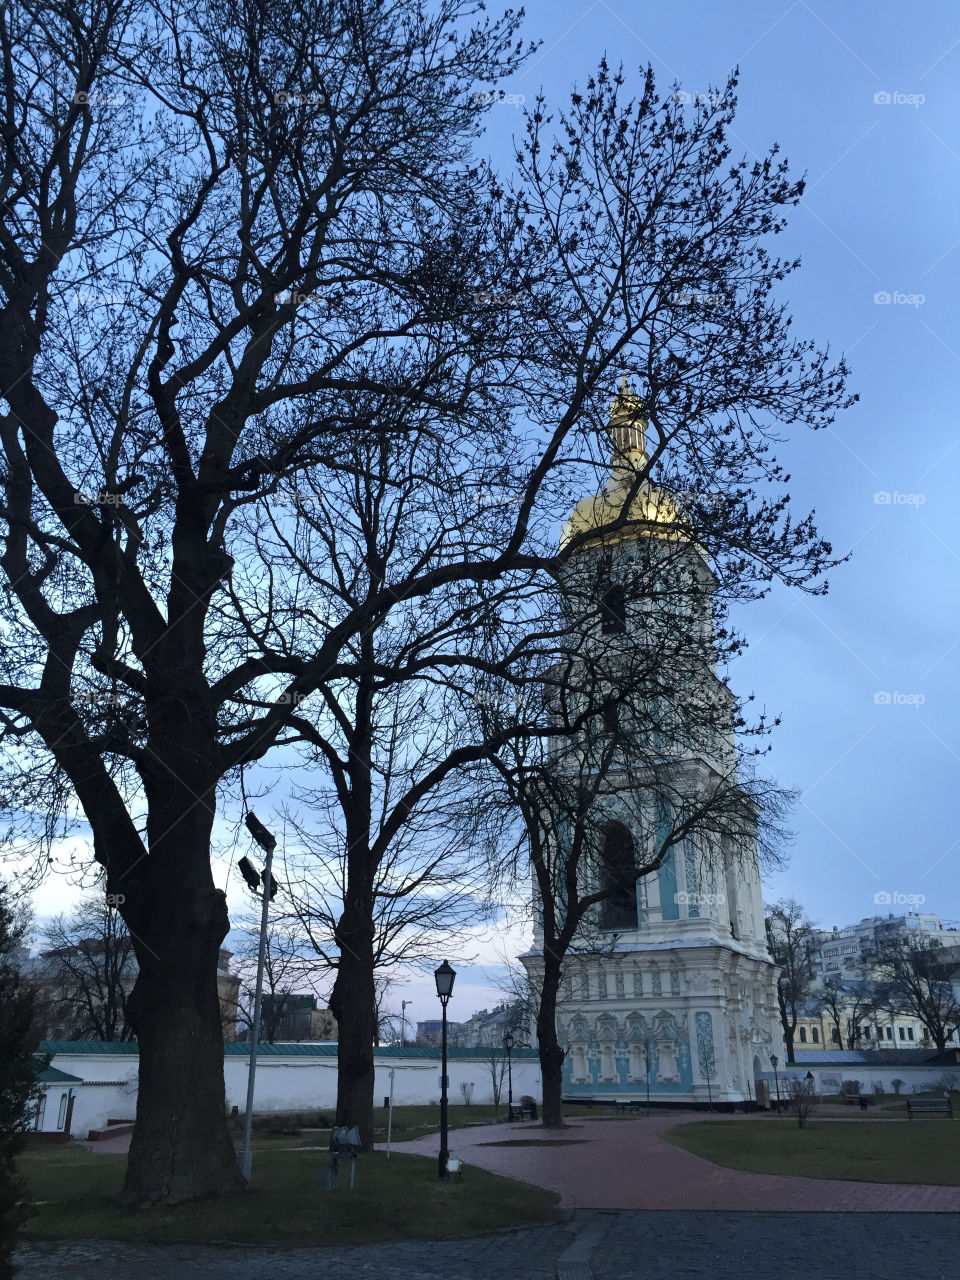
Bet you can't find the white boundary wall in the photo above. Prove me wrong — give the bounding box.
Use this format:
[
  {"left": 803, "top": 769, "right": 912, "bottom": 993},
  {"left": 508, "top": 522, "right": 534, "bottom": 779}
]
[{"left": 40, "top": 1048, "right": 543, "bottom": 1137}]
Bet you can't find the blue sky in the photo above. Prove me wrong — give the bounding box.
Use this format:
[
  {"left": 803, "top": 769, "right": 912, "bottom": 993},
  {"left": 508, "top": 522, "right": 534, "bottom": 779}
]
[
  {"left": 427, "top": 0, "right": 960, "bottom": 1021},
  {"left": 27, "top": 1, "right": 960, "bottom": 1028}
]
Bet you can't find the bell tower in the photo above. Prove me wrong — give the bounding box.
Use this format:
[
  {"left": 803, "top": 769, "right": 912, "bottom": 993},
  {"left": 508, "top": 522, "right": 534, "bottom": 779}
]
[{"left": 523, "top": 382, "right": 782, "bottom": 1107}]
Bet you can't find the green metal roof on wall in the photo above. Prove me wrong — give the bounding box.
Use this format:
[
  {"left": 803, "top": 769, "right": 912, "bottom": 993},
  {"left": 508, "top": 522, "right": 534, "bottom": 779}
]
[
  {"left": 35, "top": 1065, "right": 84, "bottom": 1083},
  {"left": 39, "top": 1039, "right": 539, "bottom": 1060}
]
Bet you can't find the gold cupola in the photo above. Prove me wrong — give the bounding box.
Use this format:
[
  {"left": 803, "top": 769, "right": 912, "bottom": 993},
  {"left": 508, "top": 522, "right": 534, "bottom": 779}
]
[{"left": 560, "top": 378, "right": 684, "bottom": 551}]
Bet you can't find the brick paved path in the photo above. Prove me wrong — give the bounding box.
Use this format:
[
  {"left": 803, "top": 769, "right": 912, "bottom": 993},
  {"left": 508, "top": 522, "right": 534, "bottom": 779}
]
[
  {"left": 16, "top": 1212, "right": 960, "bottom": 1280},
  {"left": 391, "top": 1114, "right": 960, "bottom": 1211}
]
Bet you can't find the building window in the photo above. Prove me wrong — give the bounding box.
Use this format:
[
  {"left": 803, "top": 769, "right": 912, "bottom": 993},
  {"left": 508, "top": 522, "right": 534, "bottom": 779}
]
[
  {"left": 598, "top": 972, "right": 608, "bottom": 999},
  {"left": 600, "top": 582, "right": 626, "bottom": 634},
  {"left": 56, "top": 1093, "right": 69, "bottom": 1130},
  {"left": 898, "top": 1027, "right": 905, "bottom": 1040},
  {"left": 907, "top": 1026, "right": 915, "bottom": 1042},
  {"left": 615, "top": 972, "right": 625, "bottom": 999},
  {"left": 812, "top": 1027, "right": 820, "bottom": 1043},
  {"left": 633, "top": 969, "right": 643, "bottom": 997},
  {"left": 799, "top": 1027, "right": 808, "bottom": 1044},
  {"left": 831, "top": 1026, "right": 841, "bottom": 1044},
  {"left": 598, "top": 823, "right": 638, "bottom": 930},
  {"left": 886, "top": 1026, "right": 893, "bottom": 1041}
]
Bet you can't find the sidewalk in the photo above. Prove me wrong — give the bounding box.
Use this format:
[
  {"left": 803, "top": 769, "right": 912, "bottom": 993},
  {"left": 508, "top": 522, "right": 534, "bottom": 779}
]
[{"left": 385, "top": 1114, "right": 960, "bottom": 1211}]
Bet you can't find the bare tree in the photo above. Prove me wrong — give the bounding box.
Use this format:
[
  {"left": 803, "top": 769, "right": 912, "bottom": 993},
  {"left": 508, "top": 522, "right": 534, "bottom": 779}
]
[
  {"left": 477, "top": 540, "right": 794, "bottom": 1126},
  {"left": 0, "top": 0, "right": 541, "bottom": 1200},
  {"left": 231, "top": 919, "right": 319, "bottom": 1044},
  {"left": 34, "top": 895, "right": 135, "bottom": 1042},
  {"left": 873, "top": 933, "right": 960, "bottom": 1052},
  {"left": 786, "top": 1075, "right": 816, "bottom": 1128},
  {"left": 766, "top": 900, "right": 818, "bottom": 1064},
  {"left": 0, "top": 0, "right": 851, "bottom": 1197},
  {"left": 817, "top": 975, "right": 877, "bottom": 1051}
]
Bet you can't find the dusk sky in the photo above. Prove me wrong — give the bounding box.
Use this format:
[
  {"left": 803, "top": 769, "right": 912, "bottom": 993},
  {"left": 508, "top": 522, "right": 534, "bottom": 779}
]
[
  {"left": 26, "top": 1, "right": 960, "bottom": 1028},
  {"left": 409, "top": 0, "right": 960, "bottom": 1019}
]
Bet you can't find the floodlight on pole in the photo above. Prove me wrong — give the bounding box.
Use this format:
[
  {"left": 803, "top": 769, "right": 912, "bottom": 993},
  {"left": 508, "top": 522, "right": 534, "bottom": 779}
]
[{"left": 237, "top": 811, "right": 278, "bottom": 1184}]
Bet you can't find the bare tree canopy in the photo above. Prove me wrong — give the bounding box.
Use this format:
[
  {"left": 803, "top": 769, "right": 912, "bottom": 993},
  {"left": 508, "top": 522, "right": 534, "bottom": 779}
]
[
  {"left": 31, "top": 894, "right": 135, "bottom": 1042},
  {"left": 873, "top": 932, "right": 960, "bottom": 1052},
  {"left": 0, "top": 0, "right": 852, "bottom": 1199},
  {"left": 766, "top": 898, "right": 818, "bottom": 1063}
]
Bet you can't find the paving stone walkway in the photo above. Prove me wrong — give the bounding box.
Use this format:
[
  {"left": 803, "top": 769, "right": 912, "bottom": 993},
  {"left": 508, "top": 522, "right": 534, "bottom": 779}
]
[
  {"left": 16, "top": 1212, "right": 960, "bottom": 1280},
  {"left": 392, "top": 1114, "right": 960, "bottom": 1211},
  {"left": 18, "top": 1115, "right": 960, "bottom": 1278}
]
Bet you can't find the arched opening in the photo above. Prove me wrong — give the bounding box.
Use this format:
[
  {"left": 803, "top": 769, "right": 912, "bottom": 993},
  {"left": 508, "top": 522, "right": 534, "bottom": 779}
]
[
  {"left": 598, "top": 822, "right": 638, "bottom": 930},
  {"left": 799, "top": 1026, "right": 808, "bottom": 1044},
  {"left": 812, "top": 1027, "right": 820, "bottom": 1044}
]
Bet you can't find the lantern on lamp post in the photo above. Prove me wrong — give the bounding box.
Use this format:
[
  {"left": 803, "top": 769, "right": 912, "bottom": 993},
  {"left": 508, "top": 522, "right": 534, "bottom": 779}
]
[{"left": 434, "top": 960, "right": 456, "bottom": 1178}]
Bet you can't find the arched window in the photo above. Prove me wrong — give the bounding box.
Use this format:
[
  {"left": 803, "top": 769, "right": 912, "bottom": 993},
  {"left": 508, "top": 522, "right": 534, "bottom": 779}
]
[
  {"left": 812, "top": 1027, "right": 820, "bottom": 1043},
  {"left": 799, "top": 1026, "right": 808, "bottom": 1044},
  {"left": 600, "top": 582, "right": 626, "bottom": 633},
  {"left": 598, "top": 823, "right": 638, "bottom": 930},
  {"left": 831, "top": 1026, "right": 841, "bottom": 1044}
]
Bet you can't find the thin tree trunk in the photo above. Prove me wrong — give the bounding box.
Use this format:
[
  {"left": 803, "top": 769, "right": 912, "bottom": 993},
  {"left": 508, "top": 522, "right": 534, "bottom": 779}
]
[
  {"left": 538, "top": 959, "right": 565, "bottom": 1128},
  {"left": 330, "top": 901, "right": 377, "bottom": 1149}
]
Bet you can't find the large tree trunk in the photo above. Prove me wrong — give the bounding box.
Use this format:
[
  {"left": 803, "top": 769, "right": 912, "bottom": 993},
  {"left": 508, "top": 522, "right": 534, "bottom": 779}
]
[
  {"left": 120, "top": 775, "right": 243, "bottom": 1205},
  {"left": 329, "top": 900, "right": 377, "bottom": 1150},
  {"left": 538, "top": 960, "right": 566, "bottom": 1128}
]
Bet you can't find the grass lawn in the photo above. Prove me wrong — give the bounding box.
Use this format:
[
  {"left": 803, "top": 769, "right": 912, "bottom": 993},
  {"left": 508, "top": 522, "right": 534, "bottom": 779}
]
[
  {"left": 19, "top": 1139, "right": 560, "bottom": 1246},
  {"left": 663, "top": 1118, "right": 960, "bottom": 1185}
]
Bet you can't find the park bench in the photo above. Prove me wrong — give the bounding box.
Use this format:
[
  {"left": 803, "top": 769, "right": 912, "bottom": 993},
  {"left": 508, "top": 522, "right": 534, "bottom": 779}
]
[
  {"left": 613, "top": 1098, "right": 642, "bottom": 1114},
  {"left": 509, "top": 1095, "right": 538, "bottom": 1121},
  {"left": 906, "top": 1098, "right": 953, "bottom": 1119}
]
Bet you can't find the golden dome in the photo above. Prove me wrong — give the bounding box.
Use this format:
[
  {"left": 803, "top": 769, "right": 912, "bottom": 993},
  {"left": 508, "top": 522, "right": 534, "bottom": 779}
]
[{"left": 560, "top": 379, "right": 686, "bottom": 551}]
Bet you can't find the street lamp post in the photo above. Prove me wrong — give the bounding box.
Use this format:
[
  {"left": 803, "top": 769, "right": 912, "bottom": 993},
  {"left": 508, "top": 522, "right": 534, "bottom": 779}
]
[
  {"left": 237, "top": 811, "right": 277, "bottom": 1183},
  {"left": 434, "top": 960, "right": 456, "bottom": 1179},
  {"left": 504, "top": 1031, "right": 515, "bottom": 1121},
  {"left": 400, "top": 999, "right": 412, "bottom": 1048},
  {"left": 770, "top": 1053, "right": 781, "bottom": 1111}
]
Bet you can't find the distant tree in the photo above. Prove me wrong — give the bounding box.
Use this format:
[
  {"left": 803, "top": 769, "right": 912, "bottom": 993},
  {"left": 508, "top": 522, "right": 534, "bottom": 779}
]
[
  {"left": 873, "top": 933, "right": 960, "bottom": 1052},
  {"left": 766, "top": 900, "right": 818, "bottom": 1063},
  {"left": 0, "top": 885, "right": 43, "bottom": 1279},
  {"left": 232, "top": 920, "right": 316, "bottom": 1045},
  {"left": 36, "top": 895, "right": 135, "bottom": 1041},
  {"left": 785, "top": 1075, "right": 816, "bottom": 1129},
  {"left": 817, "top": 975, "right": 876, "bottom": 1051}
]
